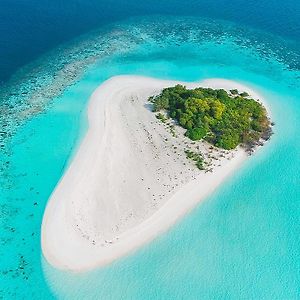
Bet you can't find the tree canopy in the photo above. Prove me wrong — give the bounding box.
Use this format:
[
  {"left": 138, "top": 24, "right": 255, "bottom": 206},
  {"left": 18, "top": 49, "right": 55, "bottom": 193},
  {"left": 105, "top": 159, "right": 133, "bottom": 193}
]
[{"left": 150, "top": 84, "right": 271, "bottom": 150}]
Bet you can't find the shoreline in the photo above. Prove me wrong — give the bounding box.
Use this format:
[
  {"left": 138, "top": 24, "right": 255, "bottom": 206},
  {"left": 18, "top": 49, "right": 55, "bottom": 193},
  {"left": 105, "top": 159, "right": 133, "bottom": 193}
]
[{"left": 41, "top": 75, "right": 267, "bottom": 272}]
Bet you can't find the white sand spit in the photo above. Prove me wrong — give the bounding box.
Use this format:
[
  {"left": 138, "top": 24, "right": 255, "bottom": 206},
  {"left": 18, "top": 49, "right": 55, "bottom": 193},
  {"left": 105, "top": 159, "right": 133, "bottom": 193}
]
[{"left": 41, "top": 75, "right": 265, "bottom": 272}]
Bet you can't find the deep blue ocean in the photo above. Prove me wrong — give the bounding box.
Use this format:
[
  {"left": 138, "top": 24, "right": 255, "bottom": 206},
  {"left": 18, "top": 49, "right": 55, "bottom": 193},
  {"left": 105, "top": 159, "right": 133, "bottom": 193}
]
[
  {"left": 1, "top": 0, "right": 300, "bottom": 84},
  {"left": 0, "top": 1, "right": 300, "bottom": 299}
]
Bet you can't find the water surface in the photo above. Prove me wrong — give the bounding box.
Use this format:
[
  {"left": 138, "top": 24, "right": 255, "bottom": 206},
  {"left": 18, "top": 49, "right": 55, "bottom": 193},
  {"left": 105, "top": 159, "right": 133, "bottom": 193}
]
[{"left": 0, "top": 13, "right": 299, "bottom": 300}]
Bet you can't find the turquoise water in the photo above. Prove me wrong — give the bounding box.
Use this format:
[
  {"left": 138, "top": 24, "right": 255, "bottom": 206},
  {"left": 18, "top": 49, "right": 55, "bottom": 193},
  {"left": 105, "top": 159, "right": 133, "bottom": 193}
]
[{"left": 0, "top": 16, "right": 299, "bottom": 299}]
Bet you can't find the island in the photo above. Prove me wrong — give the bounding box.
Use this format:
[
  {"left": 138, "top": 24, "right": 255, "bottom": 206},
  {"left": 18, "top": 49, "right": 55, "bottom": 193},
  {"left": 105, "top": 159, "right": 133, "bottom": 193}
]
[{"left": 41, "top": 75, "right": 272, "bottom": 272}]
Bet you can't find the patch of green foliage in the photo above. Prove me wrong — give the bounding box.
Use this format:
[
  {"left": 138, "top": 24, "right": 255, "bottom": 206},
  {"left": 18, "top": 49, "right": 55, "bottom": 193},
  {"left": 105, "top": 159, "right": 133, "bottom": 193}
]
[
  {"left": 230, "top": 89, "right": 239, "bottom": 95},
  {"left": 185, "top": 127, "right": 207, "bottom": 141},
  {"left": 240, "top": 91, "right": 249, "bottom": 97},
  {"left": 185, "top": 149, "right": 205, "bottom": 170},
  {"left": 150, "top": 84, "right": 270, "bottom": 150},
  {"left": 156, "top": 112, "right": 167, "bottom": 123},
  {"left": 169, "top": 124, "right": 177, "bottom": 137}
]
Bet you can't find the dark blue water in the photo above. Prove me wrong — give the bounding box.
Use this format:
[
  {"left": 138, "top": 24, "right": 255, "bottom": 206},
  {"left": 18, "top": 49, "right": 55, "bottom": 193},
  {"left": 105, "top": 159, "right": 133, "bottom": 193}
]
[{"left": 1, "top": 0, "right": 299, "bottom": 83}]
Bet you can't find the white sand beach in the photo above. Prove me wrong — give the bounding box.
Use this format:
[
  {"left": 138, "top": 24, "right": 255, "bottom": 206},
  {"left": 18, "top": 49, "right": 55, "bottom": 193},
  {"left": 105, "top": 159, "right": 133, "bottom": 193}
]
[{"left": 41, "top": 75, "right": 265, "bottom": 272}]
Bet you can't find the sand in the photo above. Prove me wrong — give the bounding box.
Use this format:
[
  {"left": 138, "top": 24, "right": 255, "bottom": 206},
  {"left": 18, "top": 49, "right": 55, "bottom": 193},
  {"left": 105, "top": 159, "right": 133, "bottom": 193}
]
[{"left": 41, "top": 75, "right": 265, "bottom": 272}]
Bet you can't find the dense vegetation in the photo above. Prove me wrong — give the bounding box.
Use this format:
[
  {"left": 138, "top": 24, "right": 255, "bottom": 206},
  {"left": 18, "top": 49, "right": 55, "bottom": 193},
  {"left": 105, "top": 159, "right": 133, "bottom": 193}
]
[{"left": 150, "top": 84, "right": 272, "bottom": 150}]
